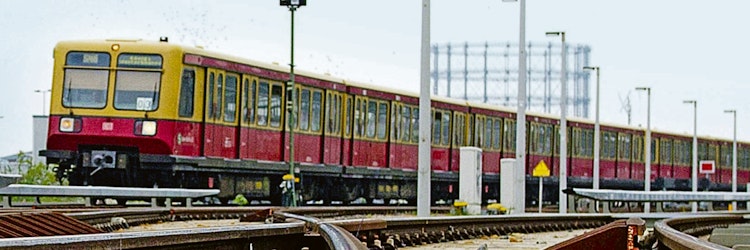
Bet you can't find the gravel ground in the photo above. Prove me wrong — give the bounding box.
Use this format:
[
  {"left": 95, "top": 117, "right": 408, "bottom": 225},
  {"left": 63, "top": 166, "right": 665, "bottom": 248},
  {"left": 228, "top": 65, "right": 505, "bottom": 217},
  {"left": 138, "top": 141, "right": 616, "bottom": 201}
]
[{"left": 402, "top": 229, "right": 590, "bottom": 250}]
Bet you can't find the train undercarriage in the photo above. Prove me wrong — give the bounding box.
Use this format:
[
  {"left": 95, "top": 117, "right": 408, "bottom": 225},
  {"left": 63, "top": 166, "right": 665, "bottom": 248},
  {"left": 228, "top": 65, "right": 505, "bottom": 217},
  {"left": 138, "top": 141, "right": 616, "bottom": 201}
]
[{"left": 44, "top": 149, "right": 740, "bottom": 208}]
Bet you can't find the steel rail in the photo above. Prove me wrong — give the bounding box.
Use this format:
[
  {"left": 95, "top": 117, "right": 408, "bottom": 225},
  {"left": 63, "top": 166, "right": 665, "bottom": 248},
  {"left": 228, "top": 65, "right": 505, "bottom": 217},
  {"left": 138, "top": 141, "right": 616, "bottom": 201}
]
[{"left": 654, "top": 214, "right": 746, "bottom": 250}]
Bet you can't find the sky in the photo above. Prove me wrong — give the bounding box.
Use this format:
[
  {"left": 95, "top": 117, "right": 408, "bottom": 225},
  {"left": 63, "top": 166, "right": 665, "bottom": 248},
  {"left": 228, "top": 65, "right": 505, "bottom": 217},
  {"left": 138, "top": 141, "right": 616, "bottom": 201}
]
[{"left": 1, "top": 0, "right": 750, "bottom": 158}]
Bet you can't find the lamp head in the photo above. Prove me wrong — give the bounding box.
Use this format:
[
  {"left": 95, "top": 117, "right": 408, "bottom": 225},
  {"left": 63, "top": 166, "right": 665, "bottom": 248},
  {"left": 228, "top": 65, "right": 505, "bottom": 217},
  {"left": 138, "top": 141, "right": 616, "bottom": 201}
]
[
  {"left": 545, "top": 31, "right": 564, "bottom": 37},
  {"left": 724, "top": 109, "right": 736, "bottom": 114},
  {"left": 683, "top": 100, "right": 696, "bottom": 104},
  {"left": 635, "top": 87, "right": 650, "bottom": 91},
  {"left": 583, "top": 66, "right": 599, "bottom": 71}
]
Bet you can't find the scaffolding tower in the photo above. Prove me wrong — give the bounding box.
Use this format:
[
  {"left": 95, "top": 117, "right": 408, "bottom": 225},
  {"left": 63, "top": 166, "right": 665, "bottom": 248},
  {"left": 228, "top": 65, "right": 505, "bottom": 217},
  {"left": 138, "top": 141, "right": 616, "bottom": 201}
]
[{"left": 431, "top": 41, "right": 592, "bottom": 118}]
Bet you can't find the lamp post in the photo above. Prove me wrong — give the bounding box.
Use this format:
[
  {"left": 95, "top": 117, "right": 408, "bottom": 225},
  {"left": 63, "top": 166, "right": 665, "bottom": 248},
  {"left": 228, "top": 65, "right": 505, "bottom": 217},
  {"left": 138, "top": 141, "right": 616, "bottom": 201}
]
[
  {"left": 684, "top": 99, "right": 697, "bottom": 212},
  {"left": 725, "top": 109, "right": 737, "bottom": 210},
  {"left": 502, "top": 0, "right": 527, "bottom": 215},
  {"left": 635, "top": 87, "right": 651, "bottom": 213},
  {"left": 417, "top": 0, "right": 432, "bottom": 217},
  {"left": 280, "top": 0, "right": 305, "bottom": 207},
  {"left": 546, "top": 31, "right": 567, "bottom": 214},
  {"left": 583, "top": 67, "right": 600, "bottom": 191},
  {"left": 34, "top": 89, "right": 51, "bottom": 116}
]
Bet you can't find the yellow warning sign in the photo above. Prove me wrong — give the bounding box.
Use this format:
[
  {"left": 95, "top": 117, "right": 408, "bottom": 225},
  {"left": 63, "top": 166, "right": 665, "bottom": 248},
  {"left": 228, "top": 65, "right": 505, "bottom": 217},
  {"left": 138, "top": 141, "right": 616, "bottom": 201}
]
[{"left": 533, "top": 160, "right": 550, "bottom": 177}]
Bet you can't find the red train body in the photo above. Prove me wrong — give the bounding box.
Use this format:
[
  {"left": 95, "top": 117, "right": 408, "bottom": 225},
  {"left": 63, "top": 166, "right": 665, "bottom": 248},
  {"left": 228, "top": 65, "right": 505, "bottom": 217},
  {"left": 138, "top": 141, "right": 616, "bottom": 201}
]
[{"left": 42, "top": 39, "right": 750, "bottom": 206}]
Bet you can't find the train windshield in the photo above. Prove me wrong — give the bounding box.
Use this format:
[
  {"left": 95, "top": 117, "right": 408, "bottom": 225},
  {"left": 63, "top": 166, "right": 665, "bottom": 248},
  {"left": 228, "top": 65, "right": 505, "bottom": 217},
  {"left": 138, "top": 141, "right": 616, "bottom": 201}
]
[
  {"left": 62, "top": 52, "right": 111, "bottom": 108},
  {"left": 114, "top": 54, "right": 163, "bottom": 111}
]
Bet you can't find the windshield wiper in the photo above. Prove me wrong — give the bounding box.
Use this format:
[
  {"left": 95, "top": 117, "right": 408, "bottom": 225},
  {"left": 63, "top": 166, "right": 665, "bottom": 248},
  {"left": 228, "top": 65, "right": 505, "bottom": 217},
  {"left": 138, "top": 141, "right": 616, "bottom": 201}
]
[{"left": 144, "top": 81, "right": 158, "bottom": 119}]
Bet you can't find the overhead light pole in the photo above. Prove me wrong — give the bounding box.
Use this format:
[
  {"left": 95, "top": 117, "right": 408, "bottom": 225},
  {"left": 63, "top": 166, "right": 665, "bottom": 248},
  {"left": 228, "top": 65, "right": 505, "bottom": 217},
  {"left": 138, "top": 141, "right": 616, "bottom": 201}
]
[
  {"left": 280, "top": 0, "right": 306, "bottom": 207},
  {"left": 635, "top": 87, "right": 651, "bottom": 213},
  {"left": 546, "top": 31, "right": 567, "bottom": 214},
  {"left": 684, "top": 99, "right": 698, "bottom": 212},
  {"left": 502, "top": 0, "right": 527, "bottom": 215},
  {"left": 583, "top": 66, "right": 600, "bottom": 191},
  {"left": 34, "top": 89, "right": 51, "bottom": 116},
  {"left": 725, "top": 109, "right": 737, "bottom": 210},
  {"left": 417, "top": 0, "right": 432, "bottom": 217}
]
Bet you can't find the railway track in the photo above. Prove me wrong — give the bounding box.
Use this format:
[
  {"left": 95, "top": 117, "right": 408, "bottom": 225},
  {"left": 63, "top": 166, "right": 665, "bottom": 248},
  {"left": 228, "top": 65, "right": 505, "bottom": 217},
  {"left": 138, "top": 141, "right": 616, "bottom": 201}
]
[
  {"left": 0, "top": 206, "right": 617, "bottom": 249},
  {"left": 654, "top": 214, "right": 748, "bottom": 250}
]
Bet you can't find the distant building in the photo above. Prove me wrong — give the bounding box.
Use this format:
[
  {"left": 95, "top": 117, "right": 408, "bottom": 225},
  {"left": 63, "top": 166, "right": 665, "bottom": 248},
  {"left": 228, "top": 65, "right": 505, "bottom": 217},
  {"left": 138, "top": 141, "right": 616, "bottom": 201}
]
[{"left": 0, "top": 151, "right": 32, "bottom": 175}]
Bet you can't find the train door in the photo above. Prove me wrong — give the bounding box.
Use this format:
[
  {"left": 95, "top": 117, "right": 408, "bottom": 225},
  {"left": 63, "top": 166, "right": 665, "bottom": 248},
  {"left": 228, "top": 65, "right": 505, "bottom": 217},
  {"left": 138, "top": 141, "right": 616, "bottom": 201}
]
[
  {"left": 221, "top": 73, "right": 239, "bottom": 158},
  {"left": 342, "top": 94, "right": 354, "bottom": 166},
  {"left": 203, "top": 68, "right": 221, "bottom": 157},
  {"left": 239, "top": 75, "right": 258, "bottom": 159},
  {"left": 323, "top": 90, "right": 343, "bottom": 165}
]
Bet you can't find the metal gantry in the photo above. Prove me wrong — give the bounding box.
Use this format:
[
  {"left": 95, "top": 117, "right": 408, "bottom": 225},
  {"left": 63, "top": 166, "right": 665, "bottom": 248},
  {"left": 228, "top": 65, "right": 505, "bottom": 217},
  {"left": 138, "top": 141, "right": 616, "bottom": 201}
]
[{"left": 431, "top": 41, "right": 592, "bottom": 118}]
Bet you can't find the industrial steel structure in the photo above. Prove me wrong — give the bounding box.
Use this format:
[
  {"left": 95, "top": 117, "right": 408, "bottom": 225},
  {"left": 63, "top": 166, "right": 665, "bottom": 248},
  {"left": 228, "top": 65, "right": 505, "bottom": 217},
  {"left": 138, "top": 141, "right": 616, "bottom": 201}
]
[{"left": 431, "top": 41, "right": 592, "bottom": 118}]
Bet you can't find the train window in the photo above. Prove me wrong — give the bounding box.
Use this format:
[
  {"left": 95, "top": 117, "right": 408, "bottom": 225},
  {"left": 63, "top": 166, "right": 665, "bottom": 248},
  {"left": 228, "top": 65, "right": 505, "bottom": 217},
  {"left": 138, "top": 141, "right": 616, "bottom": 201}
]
[
  {"left": 224, "top": 75, "right": 237, "bottom": 122},
  {"left": 721, "top": 144, "right": 731, "bottom": 167},
  {"left": 661, "top": 139, "right": 673, "bottom": 165},
  {"left": 113, "top": 70, "right": 162, "bottom": 111},
  {"left": 325, "top": 92, "right": 340, "bottom": 135},
  {"left": 354, "top": 98, "right": 364, "bottom": 138},
  {"left": 207, "top": 73, "right": 216, "bottom": 119},
  {"left": 698, "top": 143, "right": 707, "bottom": 161},
  {"left": 709, "top": 144, "right": 718, "bottom": 161},
  {"left": 574, "top": 128, "right": 584, "bottom": 157},
  {"left": 365, "top": 100, "right": 377, "bottom": 138},
  {"left": 466, "top": 115, "right": 474, "bottom": 146},
  {"left": 400, "top": 106, "right": 411, "bottom": 142},
  {"left": 335, "top": 94, "right": 342, "bottom": 134},
  {"left": 269, "top": 84, "right": 283, "bottom": 128},
  {"left": 241, "top": 79, "right": 249, "bottom": 123},
  {"left": 503, "top": 120, "right": 516, "bottom": 152},
  {"left": 113, "top": 54, "right": 162, "bottom": 111},
  {"left": 312, "top": 91, "right": 323, "bottom": 132},
  {"left": 344, "top": 96, "right": 353, "bottom": 138},
  {"left": 581, "top": 129, "right": 593, "bottom": 157},
  {"left": 441, "top": 111, "right": 450, "bottom": 146},
  {"left": 248, "top": 80, "right": 257, "bottom": 124},
  {"left": 453, "top": 113, "right": 464, "bottom": 147},
  {"left": 474, "top": 116, "right": 484, "bottom": 148},
  {"left": 299, "top": 89, "right": 310, "bottom": 131},
  {"left": 178, "top": 69, "right": 195, "bottom": 117},
  {"left": 633, "top": 135, "right": 644, "bottom": 162},
  {"left": 492, "top": 119, "right": 501, "bottom": 149},
  {"left": 432, "top": 110, "right": 442, "bottom": 145},
  {"left": 483, "top": 118, "right": 492, "bottom": 149},
  {"left": 216, "top": 74, "right": 224, "bottom": 119},
  {"left": 411, "top": 107, "right": 420, "bottom": 143},
  {"left": 650, "top": 138, "right": 658, "bottom": 164},
  {"left": 63, "top": 52, "right": 111, "bottom": 109},
  {"left": 62, "top": 69, "right": 109, "bottom": 109},
  {"left": 377, "top": 102, "right": 388, "bottom": 140},
  {"left": 617, "top": 133, "right": 631, "bottom": 161},
  {"left": 257, "top": 82, "right": 269, "bottom": 126}
]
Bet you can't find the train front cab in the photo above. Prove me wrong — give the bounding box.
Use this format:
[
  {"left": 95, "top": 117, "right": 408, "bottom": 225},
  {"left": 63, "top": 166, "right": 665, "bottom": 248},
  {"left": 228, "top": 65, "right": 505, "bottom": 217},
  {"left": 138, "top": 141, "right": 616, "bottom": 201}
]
[{"left": 45, "top": 41, "right": 207, "bottom": 190}]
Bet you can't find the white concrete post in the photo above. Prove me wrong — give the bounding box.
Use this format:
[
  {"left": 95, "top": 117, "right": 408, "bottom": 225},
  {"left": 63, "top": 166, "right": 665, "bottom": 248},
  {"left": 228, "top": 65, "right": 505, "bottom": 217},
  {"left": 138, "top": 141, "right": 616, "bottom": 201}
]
[
  {"left": 460, "top": 147, "right": 482, "bottom": 215},
  {"left": 501, "top": 158, "right": 525, "bottom": 214}
]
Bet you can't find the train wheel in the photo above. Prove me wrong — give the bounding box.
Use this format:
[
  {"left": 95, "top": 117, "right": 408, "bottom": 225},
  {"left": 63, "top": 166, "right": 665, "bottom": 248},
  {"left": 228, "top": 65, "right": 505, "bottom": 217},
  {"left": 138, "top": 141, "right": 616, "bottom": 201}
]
[{"left": 116, "top": 198, "right": 127, "bottom": 206}]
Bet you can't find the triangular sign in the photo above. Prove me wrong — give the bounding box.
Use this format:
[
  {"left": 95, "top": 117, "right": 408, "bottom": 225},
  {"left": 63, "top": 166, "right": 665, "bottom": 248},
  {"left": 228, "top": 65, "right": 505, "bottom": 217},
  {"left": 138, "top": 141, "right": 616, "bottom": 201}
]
[{"left": 533, "top": 160, "right": 550, "bottom": 177}]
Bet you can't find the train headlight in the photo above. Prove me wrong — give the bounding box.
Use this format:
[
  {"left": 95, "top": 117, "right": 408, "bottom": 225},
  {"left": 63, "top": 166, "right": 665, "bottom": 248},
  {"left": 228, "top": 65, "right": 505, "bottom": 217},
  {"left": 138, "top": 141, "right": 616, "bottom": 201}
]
[
  {"left": 60, "top": 117, "right": 82, "bottom": 133},
  {"left": 135, "top": 120, "right": 157, "bottom": 136}
]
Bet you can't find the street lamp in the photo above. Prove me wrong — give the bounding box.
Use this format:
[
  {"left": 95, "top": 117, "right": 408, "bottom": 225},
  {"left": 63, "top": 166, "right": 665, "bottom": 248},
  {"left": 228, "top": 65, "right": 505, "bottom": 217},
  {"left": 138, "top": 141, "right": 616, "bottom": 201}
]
[
  {"left": 417, "top": 0, "right": 432, "bottom": 217},
  {"left": 684, "top": 99, "right": 698, "bottom": 212},
  {"left": 583, "top": 66, "right": 600, "bottom": 191},
  {"left": 635, "top": 87, "right": 651, "bottom": 213},
  {"left": 546, "top": 31, "right": 567, "bottom": 214},
  {"left": 725, "top": 109, "right": 737, "bottom": 210},
  {"left": 280, "top": 0, "right": 306, "bottom": 207},
  {"left": 34, "top": 89, "right": 51, "bottom": 116},
  {"left": 502, "top": 0, "right": 527, "bottom": 215}
]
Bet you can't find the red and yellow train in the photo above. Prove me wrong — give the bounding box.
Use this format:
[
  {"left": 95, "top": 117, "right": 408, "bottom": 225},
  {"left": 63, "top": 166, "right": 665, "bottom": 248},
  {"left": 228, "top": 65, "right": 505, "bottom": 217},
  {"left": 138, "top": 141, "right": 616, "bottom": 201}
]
[{"left": 42, "top": 38, "right": 750, "bottom": 206}]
